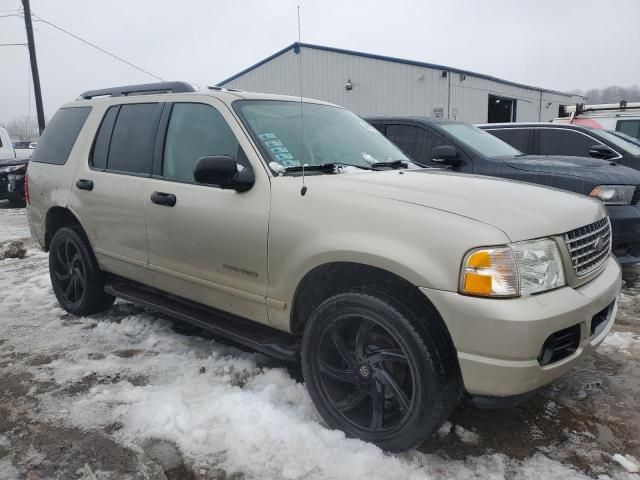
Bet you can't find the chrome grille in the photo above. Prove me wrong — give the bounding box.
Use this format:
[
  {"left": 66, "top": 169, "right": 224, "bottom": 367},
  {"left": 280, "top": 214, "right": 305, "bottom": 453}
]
[{"left": 563, "top": 217, "right": 611, "bottom": 276}]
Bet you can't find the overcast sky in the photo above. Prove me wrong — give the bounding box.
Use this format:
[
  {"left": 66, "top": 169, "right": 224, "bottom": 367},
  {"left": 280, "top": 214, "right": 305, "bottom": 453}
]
[{"left": 1, "top": 0, "right": 639, "bottom": 124}]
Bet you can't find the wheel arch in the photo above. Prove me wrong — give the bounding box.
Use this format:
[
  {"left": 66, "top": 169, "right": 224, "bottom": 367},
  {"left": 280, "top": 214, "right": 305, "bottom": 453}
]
[
  {"left": 290, "top": 262, "right": 454, "bottom": 348},
  {"left": 44, "top": 206, "right": 87, "bottom": 251}
]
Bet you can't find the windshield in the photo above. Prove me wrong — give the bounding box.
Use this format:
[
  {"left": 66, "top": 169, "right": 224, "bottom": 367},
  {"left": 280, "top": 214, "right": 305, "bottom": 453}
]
[
  {"left": 590, "top": 128, "right": 640, "bottom": 156},
  {"left": 235, "top": 100, "right": 411, "bottom": 172},
  {"left": 440, "top": 123, "right": 523, "bottom": 158}
]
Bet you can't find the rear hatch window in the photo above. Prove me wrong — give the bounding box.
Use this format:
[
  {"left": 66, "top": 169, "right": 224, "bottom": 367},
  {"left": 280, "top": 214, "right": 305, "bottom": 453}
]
[{"left": 31, "top": 107, "right": 91, "bottom": 165}]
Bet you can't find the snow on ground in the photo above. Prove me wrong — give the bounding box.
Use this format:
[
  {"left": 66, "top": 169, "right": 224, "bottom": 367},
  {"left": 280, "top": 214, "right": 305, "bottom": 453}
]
[
  {"left": 1, "top": 203, "right": 640, "bottom": 479},
  {"left": 601, "top": 331, "right": 640, "bottom": 355}
]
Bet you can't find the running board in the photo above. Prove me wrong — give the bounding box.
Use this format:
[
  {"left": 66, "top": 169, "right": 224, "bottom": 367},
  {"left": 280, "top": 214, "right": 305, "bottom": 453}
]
[{"left": 104, "top": 276, "right": 300, "bottom": 362}]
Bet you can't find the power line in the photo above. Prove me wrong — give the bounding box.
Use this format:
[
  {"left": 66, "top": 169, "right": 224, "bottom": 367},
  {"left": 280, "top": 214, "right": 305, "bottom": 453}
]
[
  {"left": 33, "top": 14, "right": 163, "bottom": 81},
  {"left": 0, "top": 42, "right": 26, "bottom": 46},
  {"left": 33, "top": 26, "right": 151, "bottom": 82}
]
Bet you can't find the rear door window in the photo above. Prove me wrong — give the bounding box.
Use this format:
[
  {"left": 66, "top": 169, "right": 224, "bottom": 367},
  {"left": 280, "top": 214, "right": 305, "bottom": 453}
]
[
  {"left": 487, "top": 128, "right": 530, "bottom": 153},
  {"left": 385, "top": 124, "right": 444, "bottom": 165},
  {"left": 538, "top": 128, "right": 600, "bottom": 157},
  {"left": 616, "top": 120, "right": 640, "bottom": 140},
  {"left": 106, "top": 103, "right": 163, "bottom": 174},
  {"left": 30, "top": 107, "right": 91, "bottom": 165}
]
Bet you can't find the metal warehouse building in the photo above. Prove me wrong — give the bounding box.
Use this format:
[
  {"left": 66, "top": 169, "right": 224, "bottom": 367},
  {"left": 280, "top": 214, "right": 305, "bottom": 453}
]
[{"left": 217, "top": 43, "right": 582, "bottom": 124}]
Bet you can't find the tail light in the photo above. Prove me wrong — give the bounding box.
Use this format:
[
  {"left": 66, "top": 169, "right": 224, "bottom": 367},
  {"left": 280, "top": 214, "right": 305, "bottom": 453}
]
[{"left": 24, "top": 173, "right": 30, "bottom": 205}]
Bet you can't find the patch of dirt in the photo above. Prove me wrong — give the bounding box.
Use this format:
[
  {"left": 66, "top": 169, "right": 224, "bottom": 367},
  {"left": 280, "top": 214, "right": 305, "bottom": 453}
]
[
  {"left": 112, "top": 349, "right": 145, "bottom": 358},
  {"left": 26, "top": 354, "right": 59, "bottom": 367}
]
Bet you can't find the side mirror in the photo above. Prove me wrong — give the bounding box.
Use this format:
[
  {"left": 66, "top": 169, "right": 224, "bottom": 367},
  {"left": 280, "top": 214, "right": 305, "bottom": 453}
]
[
  {"left": 193, "top": 155, "right": 254, "bottom": 192},
  {"left": 589, "top": 144, "right": 617, "bottom": 160},
  {"left": 431, "top": 145, "right": 461, "bottom": 166}
]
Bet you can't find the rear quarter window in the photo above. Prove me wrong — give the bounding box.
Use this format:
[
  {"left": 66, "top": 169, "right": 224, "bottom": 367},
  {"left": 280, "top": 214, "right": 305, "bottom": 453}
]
[{"left": 30, "top": 107, "right": 91, "bottom": 165}]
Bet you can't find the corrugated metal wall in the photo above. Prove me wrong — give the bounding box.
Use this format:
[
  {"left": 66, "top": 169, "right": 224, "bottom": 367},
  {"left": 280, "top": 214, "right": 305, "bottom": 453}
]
[{"left": 222, "top": 46, "right": 581, "bottom": 123}]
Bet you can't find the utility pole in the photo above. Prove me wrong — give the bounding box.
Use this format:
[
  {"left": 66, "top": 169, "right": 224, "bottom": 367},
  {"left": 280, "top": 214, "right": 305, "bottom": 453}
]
[{"left": 21, "top": 0, "right": 45, "bottom": 134}]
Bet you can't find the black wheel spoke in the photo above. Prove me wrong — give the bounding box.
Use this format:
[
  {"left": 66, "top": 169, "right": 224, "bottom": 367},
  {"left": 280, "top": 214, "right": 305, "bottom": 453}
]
[
  {"left": 64, "top": 240, "right": 72, "bottom": 265},
  {"left": 355, "top": 319, "right": 375, "bottom": 358},
  {"left": 63, "top": 278, "right": 74, "bottom": 297},
  {"left": 369, "top": 382, "right": 385, "bottom": 430},
  {"left": 319, "top": 359, "right": 357, "bottom": 383},
  {"left": 56, "top": 247, "right": 66, "bottom": 268},
  {"left": 73, "top": 276, "right": 81, "bottom": 301},
  {"left": 335, "top": 390, "right": 369, "bottom": 412},
  {"left": 329, "top": 322, "right": 356, "bottom": 366},
  {"left": 54, "top": 272, "right": 71, "bottom": 282},
  {"left": 378, "top": 368, "right": 410, "bottom": 411},
  {"left": 366, "top": 348, "right": 408, "bottom": 365}
]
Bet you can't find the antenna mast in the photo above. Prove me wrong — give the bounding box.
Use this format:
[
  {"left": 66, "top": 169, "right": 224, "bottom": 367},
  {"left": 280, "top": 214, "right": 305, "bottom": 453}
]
[{"left": 297, "top": 5, "right": 307, "bottom": 196}]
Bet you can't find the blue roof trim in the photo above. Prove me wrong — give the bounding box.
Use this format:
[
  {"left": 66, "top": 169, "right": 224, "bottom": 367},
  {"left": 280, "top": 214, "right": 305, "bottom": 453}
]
[{"left": 217, "top": 42, "right": 577, "bottom": 98}]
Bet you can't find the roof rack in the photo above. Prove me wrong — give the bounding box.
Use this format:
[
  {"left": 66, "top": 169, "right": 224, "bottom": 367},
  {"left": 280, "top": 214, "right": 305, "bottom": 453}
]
[
  {"left": 207, "top": 85, "right": 244, "bottom": 93},
  {"left": 80, "top": 81, "right": 195, "bottom": 99},
  {"left": 565, "top": 101, "right": 640, "bottom": 115}
]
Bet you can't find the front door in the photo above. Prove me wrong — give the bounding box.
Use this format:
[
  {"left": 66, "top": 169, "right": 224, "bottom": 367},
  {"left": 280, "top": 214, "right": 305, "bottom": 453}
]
[{"left": 145, "top": 100, "right": 271, "bottom": 324}]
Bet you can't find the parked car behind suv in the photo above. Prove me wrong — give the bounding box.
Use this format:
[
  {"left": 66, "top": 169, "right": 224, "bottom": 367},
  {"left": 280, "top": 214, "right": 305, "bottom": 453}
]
[
  {"left": 479, "top": 122, "right": 640, "bottom": 170},
  {"left": 0, "top": 127, "right": 28, "bottom": 205},
  {"left": 368, "top": 117, "right": 640, "bottom": 265},
  {"left": 27, "top": 83, "right": 621, "bottom": 452}
]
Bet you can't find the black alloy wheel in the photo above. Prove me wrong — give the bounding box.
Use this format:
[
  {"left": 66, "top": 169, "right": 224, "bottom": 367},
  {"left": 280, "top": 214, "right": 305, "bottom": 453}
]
[
  {"left": 49, "top": 227, "right": 114, "bottom": 316},
  {"left": 317, "top": 315, "right": 415, "bottom": 433},
  {"left": 51, "top": 236, "right": 86, "bottom": 306},
  {"left": 302, "top": 292, "right": 458, "bottom": 452}
]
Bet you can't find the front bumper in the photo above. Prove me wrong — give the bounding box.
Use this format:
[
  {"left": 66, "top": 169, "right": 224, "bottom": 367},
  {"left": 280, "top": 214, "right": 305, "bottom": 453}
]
[
  {"left": 607, "top": 204, "right": 640, "bottom": 264},
  {"left": 420, "top": 256, "right": 621, "bottom": 397}
]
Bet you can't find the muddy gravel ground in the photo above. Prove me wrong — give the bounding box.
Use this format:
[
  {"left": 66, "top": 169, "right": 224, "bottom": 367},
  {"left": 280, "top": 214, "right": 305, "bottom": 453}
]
[{"left": 1, "top": 202, "right": 639, "bottom": 480}]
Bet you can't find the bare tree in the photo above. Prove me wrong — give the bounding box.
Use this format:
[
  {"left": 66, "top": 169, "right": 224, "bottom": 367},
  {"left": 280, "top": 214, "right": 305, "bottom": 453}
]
[
  {"left": 571, "top": 85, "right": 640, "bottom": 104},
  {"left": 0, "top": 116, "right": 40, "bottom": 142}
]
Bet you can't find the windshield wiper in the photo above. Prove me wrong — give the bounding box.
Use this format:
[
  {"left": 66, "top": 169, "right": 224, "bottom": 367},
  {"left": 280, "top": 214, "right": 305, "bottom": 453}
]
[
  {"left": 369, "top": 160, "right": 409, "bottom": 169},
  {"left": 283, "top": 163, "right": 337, "bottom": 175}
]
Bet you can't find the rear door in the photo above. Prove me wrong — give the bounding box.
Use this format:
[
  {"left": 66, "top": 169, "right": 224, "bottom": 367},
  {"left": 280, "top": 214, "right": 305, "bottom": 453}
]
[
  {"left": 145, "top": 99, "right": 271, "bottom": 324},
  {"left": 69, "top": 102, "right": 163, "bottom": 285}
]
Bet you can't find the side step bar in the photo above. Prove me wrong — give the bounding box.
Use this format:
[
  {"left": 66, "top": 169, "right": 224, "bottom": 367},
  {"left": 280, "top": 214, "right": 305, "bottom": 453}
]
[{"left": 104, "top": 276, "right": 300, "bottom": 362}]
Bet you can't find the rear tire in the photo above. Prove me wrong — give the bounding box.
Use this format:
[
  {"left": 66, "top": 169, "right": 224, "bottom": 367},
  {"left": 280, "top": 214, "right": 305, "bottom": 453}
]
[
  {"left": 301, "top": 292, "right": 459, "bottom": 452},
  {"left": 49, "top": 227, "right": 114, "bottom": 316}
]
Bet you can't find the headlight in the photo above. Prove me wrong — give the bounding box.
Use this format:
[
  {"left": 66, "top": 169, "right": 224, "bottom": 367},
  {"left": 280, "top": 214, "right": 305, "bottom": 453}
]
[
  {"left": 461, "top": 238, "right": 565, "bottom": 297},
  {"left": 589, "top": 185, "right": 635, "bottom": 205}
]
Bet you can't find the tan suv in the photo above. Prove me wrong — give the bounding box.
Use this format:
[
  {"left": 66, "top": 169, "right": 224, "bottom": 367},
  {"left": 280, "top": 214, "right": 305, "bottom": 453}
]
[{"left": 26, "top": 82, "right": 621, "bottom": 452}]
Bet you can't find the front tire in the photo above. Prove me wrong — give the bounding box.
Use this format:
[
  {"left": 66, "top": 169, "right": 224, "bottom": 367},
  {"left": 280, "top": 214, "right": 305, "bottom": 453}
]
[
  {"left": 49, "top": 227, "right": 114, "bottom": 316},
  {"left": 302, "top": 292, "right": 458, "bottom": 452}
]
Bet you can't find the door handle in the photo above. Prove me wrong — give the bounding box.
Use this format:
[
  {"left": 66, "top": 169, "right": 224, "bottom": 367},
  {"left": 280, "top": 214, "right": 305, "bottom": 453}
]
[
  {"left": 150, "top": 191, "right": 177, "bottom": 207},
  {"left": 75, "top": 179, "right": 94, "bottom": 191}
]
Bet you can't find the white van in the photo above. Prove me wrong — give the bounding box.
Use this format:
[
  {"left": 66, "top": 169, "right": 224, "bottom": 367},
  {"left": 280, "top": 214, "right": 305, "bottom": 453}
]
[{"left": 553, "top": 102, "right": 640, "bottom": 140}]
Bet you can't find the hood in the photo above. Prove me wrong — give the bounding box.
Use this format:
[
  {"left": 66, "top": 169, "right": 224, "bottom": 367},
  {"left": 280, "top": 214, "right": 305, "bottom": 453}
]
[
  {"left": 0, "top": 158, "right": 28, "bottom": 167},
  {"left": 503, "top": 155, "right": 640, "bottom": 183},
  {"left": 309, "top": 169, "right": 606, "bottom": 242}
]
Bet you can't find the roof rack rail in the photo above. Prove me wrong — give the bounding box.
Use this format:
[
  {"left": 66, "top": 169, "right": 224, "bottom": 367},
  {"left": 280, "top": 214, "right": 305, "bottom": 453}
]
[
  {"left": 80, "top": 81, "right": 195, "bottom": 99},
  {"left": 207, "top": 85, "right": 244, "bottom": 92},
  {"left": 565, "top": 101, "right": 640, "bottom": 115}
]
